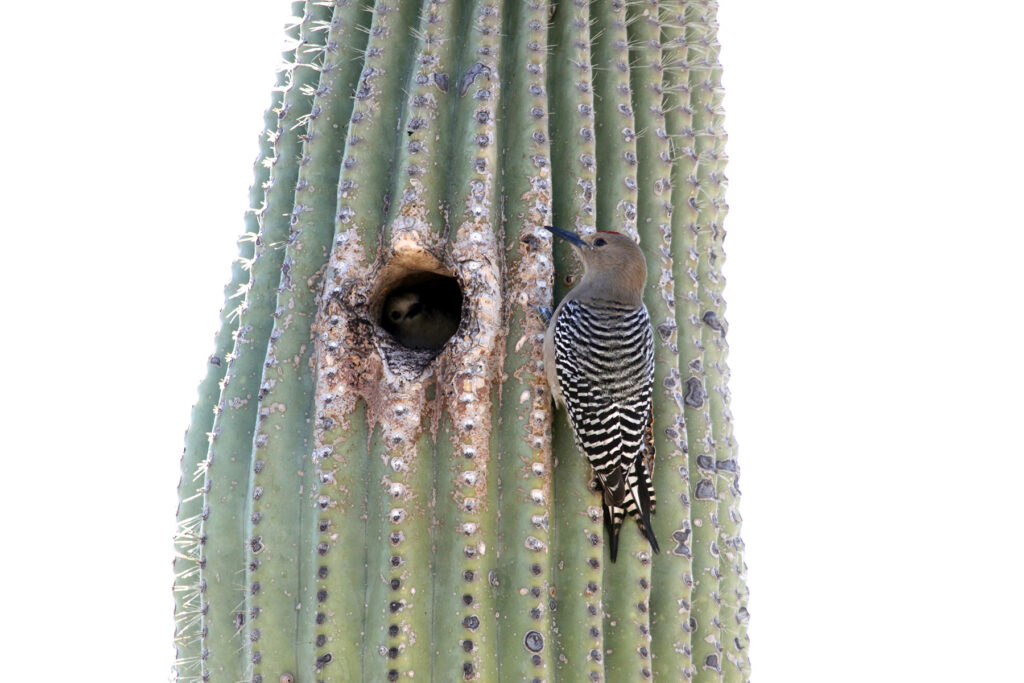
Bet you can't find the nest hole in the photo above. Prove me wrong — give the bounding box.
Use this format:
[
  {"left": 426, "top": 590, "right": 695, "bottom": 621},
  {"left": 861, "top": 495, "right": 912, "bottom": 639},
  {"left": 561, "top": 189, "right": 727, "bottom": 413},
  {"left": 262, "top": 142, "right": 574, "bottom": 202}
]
[{"left": 378, "top": 271, "right": 463, "bottom": 352}]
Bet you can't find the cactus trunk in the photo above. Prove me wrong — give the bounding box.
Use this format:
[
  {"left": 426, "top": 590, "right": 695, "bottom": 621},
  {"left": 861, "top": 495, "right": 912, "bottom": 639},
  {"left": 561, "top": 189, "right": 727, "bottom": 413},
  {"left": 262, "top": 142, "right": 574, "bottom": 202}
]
[{"left": 173, "top": 1, "right": 747, "bottom": 682}]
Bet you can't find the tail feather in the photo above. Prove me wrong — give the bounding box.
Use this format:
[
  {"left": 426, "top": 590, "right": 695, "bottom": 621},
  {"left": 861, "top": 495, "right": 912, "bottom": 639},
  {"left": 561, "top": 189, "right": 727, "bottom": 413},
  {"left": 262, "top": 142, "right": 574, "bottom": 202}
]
[
  {"left": 643, "top": 418, "right": 657, "bottom": 514},
  {"left": 622, "top": 458, "right": 659, "bottom": 555},
  {"left": 603, "top": 502, "right": 627, "bottom": 562},
  {"left": 633, "top": 465, "right": 659, "bottom": 554},
  {"left": 600, "top": 481, "right": 658, "bottom": 560},
  {"left": 593, "top": 460, "right": 659, "bottom": 561}
]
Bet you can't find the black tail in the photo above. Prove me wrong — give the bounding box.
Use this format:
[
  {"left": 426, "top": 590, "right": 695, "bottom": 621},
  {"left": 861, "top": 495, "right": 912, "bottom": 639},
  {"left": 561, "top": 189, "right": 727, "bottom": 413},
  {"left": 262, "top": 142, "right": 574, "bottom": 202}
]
[
  {"left": 603, "top": 501, "right": 625, "bottom": 562},
  {"left": 622, "top": 458, "right": 659, "bottom": 556},
  {"left": 602, "top": 498, "right": 657, "bottom": 561},
  {"left": 635, "top": 476, "right": 660, "bottom": 554},
  {"left": 598, "top": 461, "right": 659, "bottom": 562}
]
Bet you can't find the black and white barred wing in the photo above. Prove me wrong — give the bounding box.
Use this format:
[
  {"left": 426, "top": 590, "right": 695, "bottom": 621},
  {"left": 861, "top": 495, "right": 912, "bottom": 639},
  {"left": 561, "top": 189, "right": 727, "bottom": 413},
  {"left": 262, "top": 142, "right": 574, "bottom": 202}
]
[{"left": 553, "top": 299, "right": 658, "bottom": 558}]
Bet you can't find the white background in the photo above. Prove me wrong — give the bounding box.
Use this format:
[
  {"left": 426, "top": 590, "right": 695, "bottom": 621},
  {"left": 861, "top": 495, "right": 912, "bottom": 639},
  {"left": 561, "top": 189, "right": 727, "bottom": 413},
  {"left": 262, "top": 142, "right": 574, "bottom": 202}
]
[{"left": 2, "top": 1, "right": 1022, "bottom": 680}]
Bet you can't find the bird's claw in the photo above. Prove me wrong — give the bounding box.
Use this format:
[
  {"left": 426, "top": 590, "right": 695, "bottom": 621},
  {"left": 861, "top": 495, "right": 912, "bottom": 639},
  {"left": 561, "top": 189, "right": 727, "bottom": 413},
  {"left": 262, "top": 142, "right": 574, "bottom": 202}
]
[{"left": 530, "top": 304, "right": 552, "bottom": 325}]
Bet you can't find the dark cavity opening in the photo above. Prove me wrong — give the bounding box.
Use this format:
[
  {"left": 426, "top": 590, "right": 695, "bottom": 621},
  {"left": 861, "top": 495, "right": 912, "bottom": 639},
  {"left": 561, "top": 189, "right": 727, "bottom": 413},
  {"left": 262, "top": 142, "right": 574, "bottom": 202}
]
[{"left": 379, "top": 272, "right": 462, "bottom": 351}]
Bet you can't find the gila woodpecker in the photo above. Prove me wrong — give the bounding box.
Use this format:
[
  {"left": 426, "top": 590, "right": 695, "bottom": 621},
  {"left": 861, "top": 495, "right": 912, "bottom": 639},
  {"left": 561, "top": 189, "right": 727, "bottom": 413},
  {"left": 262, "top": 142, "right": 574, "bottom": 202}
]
[
  {"left": 543, "top": 226, "right": 659, "bottom": 561},
  {"left": 382, "top": 289, "right": 460, "bottom": 350}
]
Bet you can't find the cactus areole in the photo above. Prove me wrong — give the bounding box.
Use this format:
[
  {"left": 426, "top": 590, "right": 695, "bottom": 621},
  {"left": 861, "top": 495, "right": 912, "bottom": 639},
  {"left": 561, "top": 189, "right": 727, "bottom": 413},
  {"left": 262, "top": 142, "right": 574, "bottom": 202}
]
[{"left": 173, "top": 1, "right": 747, "bottom": 682}]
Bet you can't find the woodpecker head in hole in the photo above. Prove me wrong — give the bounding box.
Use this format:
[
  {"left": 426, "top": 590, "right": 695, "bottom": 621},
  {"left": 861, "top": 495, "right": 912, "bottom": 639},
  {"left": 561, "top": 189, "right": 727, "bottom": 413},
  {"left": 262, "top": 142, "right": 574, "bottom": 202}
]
[{"left": 381, "top": 282, "right": 462, "bottom": 351}]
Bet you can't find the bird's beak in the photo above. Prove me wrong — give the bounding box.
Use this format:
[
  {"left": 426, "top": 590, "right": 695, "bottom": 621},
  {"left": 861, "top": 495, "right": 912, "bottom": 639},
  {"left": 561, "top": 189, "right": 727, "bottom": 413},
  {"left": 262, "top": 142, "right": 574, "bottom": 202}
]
[{"left": 544, "top": 225, "right": 586, "bottom": 249}]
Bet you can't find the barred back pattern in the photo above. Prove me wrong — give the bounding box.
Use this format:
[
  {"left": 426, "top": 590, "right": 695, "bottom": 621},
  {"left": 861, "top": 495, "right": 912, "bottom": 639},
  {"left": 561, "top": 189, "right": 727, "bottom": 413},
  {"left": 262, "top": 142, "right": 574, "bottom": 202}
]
[{"left": 553, "top": 298, "right": 659, "bottom": 559}]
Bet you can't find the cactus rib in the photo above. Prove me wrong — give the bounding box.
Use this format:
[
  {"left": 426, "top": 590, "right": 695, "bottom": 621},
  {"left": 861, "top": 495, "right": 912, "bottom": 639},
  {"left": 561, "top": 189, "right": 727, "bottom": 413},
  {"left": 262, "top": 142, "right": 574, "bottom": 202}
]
[
  {"left": 243, "top": 1, "right": 369, "bottom": 680},
  {"left": 628, "top": 1, "right": 697, "bottom": 680},
  {"left": 495, "top": 0, "right": 556, "bottom": 679},
  {"left": 197, "top": 3, "right": 324, "bottom": 680}
]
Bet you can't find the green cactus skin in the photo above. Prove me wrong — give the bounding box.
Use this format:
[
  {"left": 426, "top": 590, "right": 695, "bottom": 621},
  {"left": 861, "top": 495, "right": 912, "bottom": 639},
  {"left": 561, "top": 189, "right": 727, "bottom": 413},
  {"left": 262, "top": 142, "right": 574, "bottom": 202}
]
[
  {"left": 312, "top": 3, "right": 426, "bottom": 682},
  {"left": 175, "top": 2, "right": 745, "bottom": 681},
  {"left": 428, "top": 3, "right": 507, "bottom": 681},
  {"left": 589, "top": 0, "right": 659, "bottom": 680},
  {"left": 171, "top": 129, "right": 260, "bottom": 683},
  {"left": 172, "top": 9, "right": 309, "bottom": 678},
  {"left": 387, "top": 0, "right": 460, "bottom": 241},
  {"left": 198, "top": 4, "right": 331, "bottom": 682},
  {"left": 680, "top": 3, "right": 737, "bottom": 681},
  {"left": 494, "top": 0, "right": 555, "bottom": 680},
  {"left": 244, "top": 1, "right": 371, "bottom": 680},
  {"left": 627, "top": 3, "right": 697, "bottom": 681},
  {"left": 547, "top": 0, "right": 606, "bottom": 680},
  {"left": 172, "top": 82, "right": 274, "bottom": 682},
  {"left": 689, "top": 6, "right": 749, "bottom": 680}
]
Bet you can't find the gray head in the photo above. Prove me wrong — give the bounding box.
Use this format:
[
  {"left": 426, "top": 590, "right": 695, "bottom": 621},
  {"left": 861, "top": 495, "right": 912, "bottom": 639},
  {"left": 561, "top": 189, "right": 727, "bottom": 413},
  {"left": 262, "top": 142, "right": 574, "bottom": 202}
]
[{"left": 545, "top": 226, "right": 647, "bottom": 306}]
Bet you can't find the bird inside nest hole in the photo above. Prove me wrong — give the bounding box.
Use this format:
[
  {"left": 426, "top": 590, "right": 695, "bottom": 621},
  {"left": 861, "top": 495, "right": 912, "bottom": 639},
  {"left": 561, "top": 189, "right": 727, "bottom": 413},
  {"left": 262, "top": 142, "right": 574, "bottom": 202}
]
[{"left": 380, "top": 272, "right": 463, "bottom": 350}]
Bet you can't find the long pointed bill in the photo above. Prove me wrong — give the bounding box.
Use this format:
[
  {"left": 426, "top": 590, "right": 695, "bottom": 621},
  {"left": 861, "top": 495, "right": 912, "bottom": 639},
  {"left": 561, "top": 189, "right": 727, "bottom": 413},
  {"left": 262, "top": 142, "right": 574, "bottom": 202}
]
[{"left": 543, "top": 225, "right": 586, "bottom": 248}]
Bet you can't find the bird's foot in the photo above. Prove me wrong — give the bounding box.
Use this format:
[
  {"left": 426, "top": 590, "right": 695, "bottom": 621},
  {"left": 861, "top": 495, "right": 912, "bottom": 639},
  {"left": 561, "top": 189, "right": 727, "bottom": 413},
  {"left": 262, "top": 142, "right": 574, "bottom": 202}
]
[{"left": 530, "top": 304, "right": 552, "bottom": 325}]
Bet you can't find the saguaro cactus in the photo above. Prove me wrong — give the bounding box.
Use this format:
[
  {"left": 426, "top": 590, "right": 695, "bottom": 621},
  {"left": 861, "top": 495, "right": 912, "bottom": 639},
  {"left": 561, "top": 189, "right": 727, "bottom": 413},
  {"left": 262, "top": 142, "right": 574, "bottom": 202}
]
[{"left": 172, "top": 1, "right": 748, "bottom": 682}]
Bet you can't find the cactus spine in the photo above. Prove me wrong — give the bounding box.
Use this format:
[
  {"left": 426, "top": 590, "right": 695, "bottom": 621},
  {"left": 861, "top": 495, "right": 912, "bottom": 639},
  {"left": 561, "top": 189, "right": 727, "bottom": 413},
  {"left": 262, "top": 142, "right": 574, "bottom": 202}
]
[{"left": 174, "top": 1, "right": 747, "bottom": 681}]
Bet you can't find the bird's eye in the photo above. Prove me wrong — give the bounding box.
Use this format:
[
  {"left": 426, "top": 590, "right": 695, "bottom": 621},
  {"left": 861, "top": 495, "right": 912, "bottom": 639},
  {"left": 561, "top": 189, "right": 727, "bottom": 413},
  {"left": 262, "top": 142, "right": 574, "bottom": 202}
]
[
  {"left": 594, "top": 237, "right": 607, "bottom": 247},
  {"left": 390, "top": 311, "right": 401, "bottom": 321}
]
